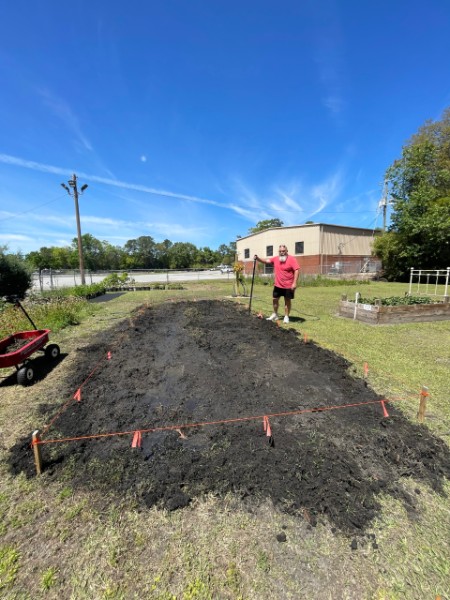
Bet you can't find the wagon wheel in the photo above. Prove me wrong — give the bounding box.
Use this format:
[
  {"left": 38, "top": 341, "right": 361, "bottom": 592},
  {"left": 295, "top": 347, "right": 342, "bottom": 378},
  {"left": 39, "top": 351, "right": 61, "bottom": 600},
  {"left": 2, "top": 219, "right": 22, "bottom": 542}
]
[
  {"left": 45, "top": 344, "right": 60, "bottom": 360},
  {"left": 17, "top": 364, "right": 35, "bottom": 386}
]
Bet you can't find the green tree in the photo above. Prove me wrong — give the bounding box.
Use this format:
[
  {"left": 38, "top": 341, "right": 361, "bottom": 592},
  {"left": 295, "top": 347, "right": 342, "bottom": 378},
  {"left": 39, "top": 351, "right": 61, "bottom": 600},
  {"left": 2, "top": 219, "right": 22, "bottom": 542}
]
[
  {"left": 101, "top": 241, "right": 124, "bottom": 270},
  {"left": 51, "top": 246, "right": 73, "bottom": 269},
  {"left": 73, "top": 234, "right": 104, "bottom": 271},
  {"left": 0, "top": 248, "right": 32, "bottom": 299},
  {"left": 373, "top": 107, "right": 450, "bottom": 279},
  {"left": 167, "top": 242, "right": 197, "bottom": 269},
  {"left": 155, "top": 239, "right": 173, "bottom": 268},
  {"left": 248, "top": 219, "right": 284, "bottom": 234},
  {"left": 217, "top": 243, "right": 236, "bottom": 264},
  {"left": 196, "top": 246, "right": 217, "bottom": 268},
  {"left": 136, "top": 236, "right": 156, "bottom": 268}
]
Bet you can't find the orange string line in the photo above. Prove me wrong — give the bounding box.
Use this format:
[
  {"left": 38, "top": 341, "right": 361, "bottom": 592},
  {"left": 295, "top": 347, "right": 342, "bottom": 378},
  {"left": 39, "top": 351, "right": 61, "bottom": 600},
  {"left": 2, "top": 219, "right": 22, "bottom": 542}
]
[
  {"left": 39, "top": 317, "right": 143, "bottom": 437},
  {"left": 38, "top": 301, "right": 423, "bottom": 441},
  {"left": 34, "top": 396, "right": 413, "bottom": 446}
]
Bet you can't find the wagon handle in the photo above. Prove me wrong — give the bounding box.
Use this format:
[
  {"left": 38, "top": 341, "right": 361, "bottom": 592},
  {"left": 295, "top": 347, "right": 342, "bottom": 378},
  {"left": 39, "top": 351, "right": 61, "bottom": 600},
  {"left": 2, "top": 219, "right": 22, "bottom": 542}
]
[{"left": 14, "top": 299, "right": 38, "bottom": 330}]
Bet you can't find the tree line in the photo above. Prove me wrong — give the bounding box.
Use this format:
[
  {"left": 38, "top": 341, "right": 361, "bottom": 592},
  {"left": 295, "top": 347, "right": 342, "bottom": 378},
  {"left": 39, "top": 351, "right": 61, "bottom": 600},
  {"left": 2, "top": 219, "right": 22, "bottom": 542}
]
[{"left": 24, "top": 235, "right": 236, "bottom": 272}]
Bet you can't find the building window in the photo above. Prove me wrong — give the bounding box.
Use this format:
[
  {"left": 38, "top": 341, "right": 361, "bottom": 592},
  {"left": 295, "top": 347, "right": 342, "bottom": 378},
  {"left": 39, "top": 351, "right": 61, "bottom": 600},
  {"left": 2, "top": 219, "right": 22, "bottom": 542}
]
[
  {"left": 295, "top": 241, "right": 304, "bottom": 254},
  {"left": 244, "top": 248, "right": 250, "bottom": 259},
  {"left": 266, "top": 245, "right": 273, "bottom": 257}
]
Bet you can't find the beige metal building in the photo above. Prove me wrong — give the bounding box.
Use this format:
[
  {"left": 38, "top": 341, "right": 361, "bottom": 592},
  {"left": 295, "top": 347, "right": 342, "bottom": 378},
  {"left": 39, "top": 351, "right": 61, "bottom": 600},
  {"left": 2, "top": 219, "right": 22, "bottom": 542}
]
[{"left": 236, "top": 223, "right": 381, "bottom": 276}]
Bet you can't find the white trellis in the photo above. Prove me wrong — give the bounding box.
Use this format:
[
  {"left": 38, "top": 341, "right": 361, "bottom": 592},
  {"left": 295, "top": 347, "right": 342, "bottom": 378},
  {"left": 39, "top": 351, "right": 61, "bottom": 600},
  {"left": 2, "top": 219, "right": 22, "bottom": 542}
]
[{"left": 408, "top": 267, "right": 450, "bottom": 301}]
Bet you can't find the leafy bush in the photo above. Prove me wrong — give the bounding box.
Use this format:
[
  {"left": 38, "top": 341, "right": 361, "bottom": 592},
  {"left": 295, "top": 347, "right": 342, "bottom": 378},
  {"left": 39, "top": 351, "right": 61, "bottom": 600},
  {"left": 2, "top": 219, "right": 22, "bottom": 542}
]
[
  {"left": 358, "top": 295, "right": 436, "bottom": 306},
  {"left": 37, "top": 283, "right": 106, "bottom": 299},
  {"left": 167, "top": 283, "right": 184, "bottom": 290},
  {"left": 101, "top": 272, "right": 131, "bottom": 288},
  {"left": 0, "top": 253, "right": 32, "bottom": 300}
]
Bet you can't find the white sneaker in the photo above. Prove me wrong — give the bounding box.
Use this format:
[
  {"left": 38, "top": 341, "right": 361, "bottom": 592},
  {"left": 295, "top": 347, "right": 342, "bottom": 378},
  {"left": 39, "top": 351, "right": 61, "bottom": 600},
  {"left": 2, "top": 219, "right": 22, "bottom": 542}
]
[
  {"left": 283, "top": 316, "right": 289, "bottom": 324},
  {"left": 266, "top": 313, "right": 279, "bottom": 321}
]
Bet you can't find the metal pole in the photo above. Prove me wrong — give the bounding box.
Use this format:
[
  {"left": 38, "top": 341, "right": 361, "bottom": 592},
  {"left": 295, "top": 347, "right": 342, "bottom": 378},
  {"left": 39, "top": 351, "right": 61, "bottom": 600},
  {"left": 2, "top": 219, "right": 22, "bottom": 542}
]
[
  {"left": 248, "top": 258, "right": 257, "bottom": 313},
  {"left": 408, "top": 267, "right": 414, "bottom": 296}
]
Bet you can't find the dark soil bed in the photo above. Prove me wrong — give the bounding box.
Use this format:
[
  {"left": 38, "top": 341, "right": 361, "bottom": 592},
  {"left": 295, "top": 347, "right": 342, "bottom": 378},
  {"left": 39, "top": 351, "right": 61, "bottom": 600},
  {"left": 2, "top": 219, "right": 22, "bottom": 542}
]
[{"left": 9, "top": 300, "right": 450, "bottom": 534}]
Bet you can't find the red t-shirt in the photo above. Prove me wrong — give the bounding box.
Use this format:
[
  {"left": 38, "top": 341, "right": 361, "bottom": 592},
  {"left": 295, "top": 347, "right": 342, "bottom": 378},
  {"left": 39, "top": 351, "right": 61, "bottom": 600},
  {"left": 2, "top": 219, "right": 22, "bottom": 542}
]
[{"left": 269, "top": 255, "right": 300, "bottom": 288}]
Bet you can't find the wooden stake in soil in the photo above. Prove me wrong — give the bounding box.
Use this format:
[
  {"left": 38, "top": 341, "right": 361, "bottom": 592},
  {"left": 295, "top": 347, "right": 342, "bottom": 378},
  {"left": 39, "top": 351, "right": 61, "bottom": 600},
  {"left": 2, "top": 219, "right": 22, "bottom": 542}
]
[
  {"left": 32, "top": 430, "right": 43, "bottom": 475},
  {"left": 417, "top": 386, "right": 429, "bottom": 423}
]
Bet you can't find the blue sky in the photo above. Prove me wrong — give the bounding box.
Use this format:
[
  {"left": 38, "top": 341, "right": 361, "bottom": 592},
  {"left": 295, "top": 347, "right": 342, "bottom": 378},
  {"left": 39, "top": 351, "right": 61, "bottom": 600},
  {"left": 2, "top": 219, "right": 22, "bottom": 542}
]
[{"left": 1, "top": 0, "right": 450, "bottom": 255}]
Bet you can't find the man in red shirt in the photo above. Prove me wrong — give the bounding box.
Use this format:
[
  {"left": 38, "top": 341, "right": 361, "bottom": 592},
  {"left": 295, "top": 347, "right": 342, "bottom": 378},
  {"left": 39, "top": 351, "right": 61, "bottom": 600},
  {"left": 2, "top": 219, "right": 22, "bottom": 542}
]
[{"left": 255, "top": 244, "right": 300, "bottom": 323}]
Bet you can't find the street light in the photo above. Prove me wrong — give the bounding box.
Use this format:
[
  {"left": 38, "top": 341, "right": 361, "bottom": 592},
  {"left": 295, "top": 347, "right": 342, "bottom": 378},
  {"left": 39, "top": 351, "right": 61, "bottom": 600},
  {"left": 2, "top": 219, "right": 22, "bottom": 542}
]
[{"left": 61, "top": 174, "right": 87, "bottom": 285}]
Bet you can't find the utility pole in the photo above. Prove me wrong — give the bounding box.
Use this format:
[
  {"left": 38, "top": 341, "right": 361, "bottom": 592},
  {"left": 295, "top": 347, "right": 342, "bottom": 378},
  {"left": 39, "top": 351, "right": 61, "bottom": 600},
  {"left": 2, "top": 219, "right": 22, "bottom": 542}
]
[
  {"left": 61, "top": 174, "right": 88, "bottom": 285},
  {"left": 379, "top": 180, "right": 388, "bottom": 232}
]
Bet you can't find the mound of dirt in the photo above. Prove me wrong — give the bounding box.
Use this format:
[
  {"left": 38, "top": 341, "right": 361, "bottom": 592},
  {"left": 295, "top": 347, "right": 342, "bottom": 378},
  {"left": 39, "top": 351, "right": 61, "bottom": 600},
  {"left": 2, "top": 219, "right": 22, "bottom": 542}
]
[{"left": 9, "top": 300, "right": 450, "bottom": 534}]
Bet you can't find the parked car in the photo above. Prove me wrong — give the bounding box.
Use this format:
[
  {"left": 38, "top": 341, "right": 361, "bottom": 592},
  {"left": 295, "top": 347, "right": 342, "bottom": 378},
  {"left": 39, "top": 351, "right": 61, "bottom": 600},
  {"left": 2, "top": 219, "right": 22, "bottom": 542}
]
[{"left": 221, "top": 266, "right": 233, "bottom": 274}]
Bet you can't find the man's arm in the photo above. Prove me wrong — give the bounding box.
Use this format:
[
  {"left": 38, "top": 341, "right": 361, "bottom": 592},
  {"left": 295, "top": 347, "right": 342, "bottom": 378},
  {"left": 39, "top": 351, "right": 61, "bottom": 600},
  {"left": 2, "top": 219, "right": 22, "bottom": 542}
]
[
  {"left": 292, "top": 267, "right": 299, "bottom": 289},
  {"left": 254, "top": 254, "right": 271, "bottom": 265}
]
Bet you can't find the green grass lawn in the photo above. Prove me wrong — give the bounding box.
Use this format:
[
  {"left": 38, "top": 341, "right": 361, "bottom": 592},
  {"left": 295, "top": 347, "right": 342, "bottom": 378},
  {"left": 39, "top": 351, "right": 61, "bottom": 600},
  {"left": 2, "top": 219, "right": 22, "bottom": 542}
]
[
  {"left": 0, "top": 280, "right": 449, "bottom": 599},
  {"left": 250, "top": 281, "right": 450, "bottom": 432}
]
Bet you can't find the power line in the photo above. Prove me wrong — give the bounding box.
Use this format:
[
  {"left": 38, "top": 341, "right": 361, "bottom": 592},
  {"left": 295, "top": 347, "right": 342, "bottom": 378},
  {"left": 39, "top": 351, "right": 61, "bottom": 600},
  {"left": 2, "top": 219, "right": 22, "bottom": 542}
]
[{"left": 0, "top": 193, "right": 67, "bottom": 223}]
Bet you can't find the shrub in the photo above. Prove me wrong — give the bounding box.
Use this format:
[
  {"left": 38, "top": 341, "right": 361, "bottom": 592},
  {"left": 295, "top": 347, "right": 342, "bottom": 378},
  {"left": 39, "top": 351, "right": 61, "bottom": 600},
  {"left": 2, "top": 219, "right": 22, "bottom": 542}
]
[
  {"left": 167, "top": 283, "right": 184, "bottom": 290},
  {"left": 102, "top": 272, "right": 131, "bottom": 288},
  {"left": 0, "top": 253, "right": 32, "bottom": 300},
  {"left": 37, "top": 283, "right": 106, "bottom": 300},
  {"left": 358, "top": 295, "right": 435, "bottom": 306}
]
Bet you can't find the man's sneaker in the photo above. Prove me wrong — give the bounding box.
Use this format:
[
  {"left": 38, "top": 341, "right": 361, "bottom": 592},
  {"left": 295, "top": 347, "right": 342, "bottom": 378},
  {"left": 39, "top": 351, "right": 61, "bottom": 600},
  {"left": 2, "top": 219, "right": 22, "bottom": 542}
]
[
  {"left": 266, "top": 313, "right": 279, "bottom": 321},
  {"left": 283, "top": 316, "right": 290, "bottom": 324}
]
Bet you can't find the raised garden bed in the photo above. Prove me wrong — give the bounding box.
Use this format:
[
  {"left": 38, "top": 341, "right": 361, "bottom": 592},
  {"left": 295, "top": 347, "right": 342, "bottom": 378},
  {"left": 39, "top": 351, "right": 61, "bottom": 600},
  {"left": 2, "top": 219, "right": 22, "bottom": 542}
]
[{"left": 339, "top": 296, "right": 450, "bottom": 324}]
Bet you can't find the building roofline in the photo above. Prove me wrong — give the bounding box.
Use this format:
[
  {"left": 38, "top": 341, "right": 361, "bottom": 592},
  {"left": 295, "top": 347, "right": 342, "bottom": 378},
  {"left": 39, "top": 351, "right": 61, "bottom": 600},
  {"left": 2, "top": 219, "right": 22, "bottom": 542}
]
[{"left": 236, "top": 223, "right": 379, "bottom": 242}]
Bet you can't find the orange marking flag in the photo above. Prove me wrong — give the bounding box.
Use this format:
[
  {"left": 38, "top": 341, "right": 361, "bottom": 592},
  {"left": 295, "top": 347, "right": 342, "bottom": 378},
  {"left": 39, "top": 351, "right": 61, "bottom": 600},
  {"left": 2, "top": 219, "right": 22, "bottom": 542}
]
[{"left": 132, "top": 430, "right": 142, "bottom": 448}]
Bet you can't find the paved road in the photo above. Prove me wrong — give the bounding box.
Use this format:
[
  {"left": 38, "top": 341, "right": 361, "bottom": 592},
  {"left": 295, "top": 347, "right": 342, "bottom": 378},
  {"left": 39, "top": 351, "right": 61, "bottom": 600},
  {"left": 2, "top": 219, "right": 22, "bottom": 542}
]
[{"left": 32, "top": 269, "right": 236, "bottom": 291}]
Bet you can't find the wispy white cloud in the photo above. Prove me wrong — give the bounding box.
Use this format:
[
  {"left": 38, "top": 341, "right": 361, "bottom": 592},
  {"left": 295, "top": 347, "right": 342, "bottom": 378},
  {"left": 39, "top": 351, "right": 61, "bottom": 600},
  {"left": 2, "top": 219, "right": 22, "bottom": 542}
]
[
  {"left": 36, "top": 88, "right": 93, "bottom": 152},
  {"left": 0, "top": 154, "right": 230, "bottom": 210},
  {"left": 0, "top": 154, "right": 347, "bottom": 225},
  {"left": 82, "top": 215, "right": 129, "bottom": 227},
  {"left": 322, "top": 95, "right": 344, "bottom": 115},
  {"left": 0, "top": 233, "right": 32, "bottom": 242},
  {"left": 230, "top": 170, "right": 344, "bottom": 224}
]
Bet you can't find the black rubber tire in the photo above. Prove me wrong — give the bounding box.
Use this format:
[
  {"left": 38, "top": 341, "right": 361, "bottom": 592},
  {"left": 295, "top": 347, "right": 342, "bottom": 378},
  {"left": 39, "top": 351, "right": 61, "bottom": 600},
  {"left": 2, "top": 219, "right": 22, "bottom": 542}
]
[
  {"left": 17, "top": 365, "right": 35, "bottom": 386},
  {"left": 45, "top": 344, "right": 60, "bottom": 360}
]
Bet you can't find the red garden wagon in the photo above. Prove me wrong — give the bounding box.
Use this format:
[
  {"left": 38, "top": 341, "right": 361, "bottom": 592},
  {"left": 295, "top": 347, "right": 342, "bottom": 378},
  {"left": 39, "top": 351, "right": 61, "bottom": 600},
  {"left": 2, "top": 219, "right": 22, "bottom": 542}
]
[{"left": 0, "top": 300, "right": 60, "bottom": 386}]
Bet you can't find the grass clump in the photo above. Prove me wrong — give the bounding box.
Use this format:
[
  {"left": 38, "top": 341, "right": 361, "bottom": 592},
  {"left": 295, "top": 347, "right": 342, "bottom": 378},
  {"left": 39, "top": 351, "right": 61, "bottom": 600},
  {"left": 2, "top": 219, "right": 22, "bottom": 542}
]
[
  {"left": 301, "top": 274, "right": 372, "bottom": 287},
  {"left": 0, "top": 296, "right": 98, "bottom": 337},
  {"left": 40, "top": 566, "right": 58, "bottom": 590},
  {"left": 0, "top": 546, "right": 20, "bottom": 590}
]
